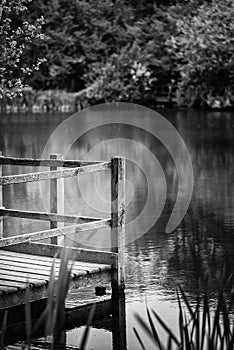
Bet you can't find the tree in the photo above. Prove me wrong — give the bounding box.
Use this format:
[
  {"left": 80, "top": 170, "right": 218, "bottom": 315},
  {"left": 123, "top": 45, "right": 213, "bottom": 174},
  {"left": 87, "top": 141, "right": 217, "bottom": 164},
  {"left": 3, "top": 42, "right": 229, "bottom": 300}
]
[
  {"left": 166, "top": 0, "right": 234, "bottom": 107},
  {"left": 0, "top": 0, "right": 44, "bottom": 98}
]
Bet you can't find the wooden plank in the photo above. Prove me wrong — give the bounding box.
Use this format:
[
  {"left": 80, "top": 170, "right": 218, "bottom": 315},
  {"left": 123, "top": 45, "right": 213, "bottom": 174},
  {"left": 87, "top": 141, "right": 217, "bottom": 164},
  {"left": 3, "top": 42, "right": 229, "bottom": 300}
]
[
  {"left": 0, "top": 156, "right": 100, "bottom": 167},
  {"left": 111, "top": 157, "right": 125, "bottom": 295},
  {"left": 0, "top": 285, "right": 18, "bottom": 293},
  {"left": 6, "top": 242, "right": 118, "bottom": 266},
  {"left": 0, "top": 264, "right": 67, "bottom": 278},
  {"left": 0, "top": 218, "right": 111, "bottom": 248},
  {"left": 0, "top": 269, "right": 112, "bottom": 309},
  {"left": 0, "top": 268, "right": 53, "bottom": 281},
  {"left": 0, "top": 208, "right": 102, "bottom": 224},
  {"left": 0, "top": 262, "right": 93, "bottom": 285},
  {"left": 0, "top": 273, "right": 46, "bottom": 285},
  {"left": 0, "top": 151, "right": 3, "bottom": 238},
  {"left": 0, "top": 161, "right": 111, "bottom": 185},
  {"left": 0, "top": 251, "right": 62, "bottom": 267},
  {"left": 1, "top": 249, "right": 110, "bottom": 268},
  {"left": 0, "top": 257, "right": 83, "bottom": 277},
  {"left": 0, "top": 266, "right": 72, "bottom": 280},
  {"left": 0, "top": 251, "right": 109, "bottom": 275},
  {"left": 0, "top": 256, "right": 103, "bottom": 276},
  {"left": 0, "top": 258, "right": 61, "bottom": 272},
  {"left": 0, "top": 280, "right": 28, "bottom": 289},
  {"left": 0, "top": 252, "right": 109, "bottom": 278},
  {"left": 50, "top": 154, "right": 64, "bottom": 244}
]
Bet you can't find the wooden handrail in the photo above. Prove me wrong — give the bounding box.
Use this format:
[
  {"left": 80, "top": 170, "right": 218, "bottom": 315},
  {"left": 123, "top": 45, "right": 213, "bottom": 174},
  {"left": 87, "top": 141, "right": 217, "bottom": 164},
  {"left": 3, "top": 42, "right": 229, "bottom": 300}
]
[
  {"left": 0, "top": 156, "right": 101, "bottom": 167},
  {"left": 0, "top": 153, "right": 126, "bottom": 297},
  {"left": 0, "top": 218, "right": 111, "bottom": 248},
  {"left": 6, "top": 243, "right": 118, "bottom": 266},
  {"left": 0, "top": 161, "right": 111, "bottom": 185},
  {"left": 0, "top": 208, "right": 103, "bottom": 223}
]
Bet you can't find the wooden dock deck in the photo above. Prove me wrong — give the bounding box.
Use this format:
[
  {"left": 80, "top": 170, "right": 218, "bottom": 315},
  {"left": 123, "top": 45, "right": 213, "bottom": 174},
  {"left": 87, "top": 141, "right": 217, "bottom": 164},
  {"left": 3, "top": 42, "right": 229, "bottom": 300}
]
[{"left": 0, "top": 153, "right": 125, "bottom": 311}]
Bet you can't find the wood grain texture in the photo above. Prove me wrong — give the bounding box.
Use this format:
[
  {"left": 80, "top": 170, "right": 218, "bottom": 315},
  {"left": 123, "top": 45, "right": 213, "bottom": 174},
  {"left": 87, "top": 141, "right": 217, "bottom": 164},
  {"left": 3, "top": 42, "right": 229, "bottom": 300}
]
[
  {"left": 0, "top": 250, "right": 110, "bottom": 296},
  {"left": 50, "top": 154, "right": 64, "bottom": 244},
  {"left": 0, "top": 161, "right": 111, "bottom": 185},
  {"left": 0, "top": 246, "right": 112, "bottom": 309},
  {"left": 6, "top": 242, "right": 118, "bottom": 266},
  {"left": 0, "top": 156, "right": 100, "bottom": 167},
  {"left": 0, "top": 151, "right": 3, "bottom": 238},
  {"left": 0, "top": 218, "right": 111, "bottom": 248},
  {"left": 111, "top": 157, "right": 125, "bottom": 294},
  {"left": 0, "top": 208, "right": 102, "bottom": 223}
]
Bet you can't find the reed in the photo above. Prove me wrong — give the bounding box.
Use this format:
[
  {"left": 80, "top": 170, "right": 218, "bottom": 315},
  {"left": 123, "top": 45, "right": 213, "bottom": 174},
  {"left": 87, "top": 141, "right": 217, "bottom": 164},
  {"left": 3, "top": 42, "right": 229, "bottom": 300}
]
[
  {"left": 134, "top": 273, "right": 234, "bottom": 350},
  {"left": 0, "top": 88, "right": 91, "bottom": 114}
]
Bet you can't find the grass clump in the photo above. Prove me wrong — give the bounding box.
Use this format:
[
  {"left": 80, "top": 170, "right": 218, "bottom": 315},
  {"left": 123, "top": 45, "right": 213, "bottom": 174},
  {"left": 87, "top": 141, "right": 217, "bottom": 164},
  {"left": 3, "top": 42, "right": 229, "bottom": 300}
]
[{"left": 134, "top": 274, "right": 234, "bottom": 350}]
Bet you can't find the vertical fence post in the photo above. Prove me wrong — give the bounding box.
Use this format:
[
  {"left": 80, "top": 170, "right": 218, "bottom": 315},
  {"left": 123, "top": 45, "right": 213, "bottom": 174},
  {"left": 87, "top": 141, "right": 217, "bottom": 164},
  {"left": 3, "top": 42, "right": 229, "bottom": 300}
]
[
  {"left": 0, "top": 151, "right": 3, "bottom": 238},
  {"left": 50, "top": 154, "right": 64, "bottom": 245},
  {"left": 112, "top": 293, "right": 127, "bottom": 350},
  {"left": 111, "top": 157, "right": 125, "bottom": 297}
]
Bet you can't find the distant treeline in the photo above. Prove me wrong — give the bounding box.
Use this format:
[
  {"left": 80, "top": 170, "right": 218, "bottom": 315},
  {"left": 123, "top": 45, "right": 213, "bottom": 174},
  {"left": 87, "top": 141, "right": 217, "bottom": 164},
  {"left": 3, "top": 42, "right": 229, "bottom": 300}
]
[{"left": 4, "top": 0, "right": 234, "bottom": 110}]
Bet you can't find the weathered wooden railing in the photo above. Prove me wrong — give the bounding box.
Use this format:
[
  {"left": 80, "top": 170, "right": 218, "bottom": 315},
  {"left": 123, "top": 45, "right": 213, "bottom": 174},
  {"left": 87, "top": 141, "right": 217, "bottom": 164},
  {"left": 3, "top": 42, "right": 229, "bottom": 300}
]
[{"left": 0, "top": 152, "right": 125, "bottom": 295}]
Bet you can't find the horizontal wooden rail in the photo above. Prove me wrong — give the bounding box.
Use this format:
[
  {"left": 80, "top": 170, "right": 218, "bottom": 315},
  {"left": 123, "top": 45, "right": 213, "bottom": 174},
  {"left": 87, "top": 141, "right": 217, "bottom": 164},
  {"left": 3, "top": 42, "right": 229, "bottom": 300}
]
[
  {"left": 0, "top": 218, "right": 111, "bottom": 248},
  {"left": 0, "top": 161, "right": 111, "bottom": 185},
  {"left": 0, "top": 208, "right": 103, "bottom": 224},
  {"left": 0, "top": 156, "right": 101, "bottom": 167},
  {"left": 6, "top": 242, "right": 118, "bottom": 266}
]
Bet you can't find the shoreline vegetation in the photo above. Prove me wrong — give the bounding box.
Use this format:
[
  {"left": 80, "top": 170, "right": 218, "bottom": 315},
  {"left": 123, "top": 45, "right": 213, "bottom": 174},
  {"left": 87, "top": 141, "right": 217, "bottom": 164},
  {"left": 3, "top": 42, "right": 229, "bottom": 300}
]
[
  {"left": 2, "top": 1, "right": 234, "bottom": 114},
  {"left": 1, "top": 87, "right": 234, "bottom": 114}
]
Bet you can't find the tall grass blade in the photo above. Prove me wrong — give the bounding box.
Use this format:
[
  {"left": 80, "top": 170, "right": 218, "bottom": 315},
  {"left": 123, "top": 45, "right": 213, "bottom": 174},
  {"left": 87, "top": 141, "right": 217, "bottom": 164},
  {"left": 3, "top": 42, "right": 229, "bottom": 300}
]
[
  {"left": 45, "top": 256, "right": 56, "bottom": 337},
  {"left": 176, "top": 288, "right": 185, "bottom": 347},
  {"left": 0, "top": 310, "right": 8, "bottom": 350},
  {"left": 31, "top": 304, "right": 51, "bottom": 337},
  {"left": 79, "top": 303, "right": 96, "bottom": 350},
  {"left": 133, "top": 327, "right": 146, "bottom": 350},
  {"left": 146, "top": 307, "right": 163, "bottom": 350},
  {"left": 135, "top": 313, "right": 166, "bottom": 350},
  {"left": 195, "top": 296, "right": 200, "bottom": 350},
  {"left": 25, "top": 284, "right": 32, "bottom": 345},
  {"left": 151, "top": 310, "right": 180, "bottom": 347},
  {"left": 183, "top": 312, "right": 191, "bottom": 350},
  {"left": 220, "top": 291, "right": 231, "bottom": 345},
  {"left": 200, "top": 292, "right": 208, "bottom": 350},
  {"left": 52, "top": 248, "right": 72, "bottom": 350},
  {"left": 179, "top": 286, "right": 196, "bottom": 320},
  {"left": 166, "top": 335, "right": 172, "bottom": 350},
  {"left": 210, "top": 298, "right": 221, "bottom": 345}
]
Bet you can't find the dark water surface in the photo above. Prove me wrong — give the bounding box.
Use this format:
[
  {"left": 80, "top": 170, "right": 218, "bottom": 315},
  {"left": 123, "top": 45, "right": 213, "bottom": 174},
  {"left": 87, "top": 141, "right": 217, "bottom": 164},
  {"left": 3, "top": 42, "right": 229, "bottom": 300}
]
[{"left": 0, "top": 108, "right": 234, "bottom": 349}]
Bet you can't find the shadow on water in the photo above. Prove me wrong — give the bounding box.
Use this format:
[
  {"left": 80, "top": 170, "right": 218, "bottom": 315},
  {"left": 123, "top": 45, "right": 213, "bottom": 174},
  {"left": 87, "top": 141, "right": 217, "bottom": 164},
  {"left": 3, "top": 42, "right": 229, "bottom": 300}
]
[{"left": 0, "top": 294, "right": 127, "bottom": 349}]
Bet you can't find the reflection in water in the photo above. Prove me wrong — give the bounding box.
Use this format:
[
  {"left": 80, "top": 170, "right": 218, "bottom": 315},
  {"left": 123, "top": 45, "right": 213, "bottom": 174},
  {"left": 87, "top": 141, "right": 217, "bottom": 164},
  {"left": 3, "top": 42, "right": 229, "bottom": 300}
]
[
  {"left": 1, "top": 109, "right": 234, "bottom": 348},
  {"left": 2, "top": 295, "right": 127, "bottom": 350}
]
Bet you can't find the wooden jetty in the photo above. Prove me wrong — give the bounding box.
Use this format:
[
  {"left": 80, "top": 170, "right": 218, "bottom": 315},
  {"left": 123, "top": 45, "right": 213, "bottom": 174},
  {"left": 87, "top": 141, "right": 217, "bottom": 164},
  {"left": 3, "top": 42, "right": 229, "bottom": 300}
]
[{"left": 0, "top": 152, "right": 125, "bottom": 312}]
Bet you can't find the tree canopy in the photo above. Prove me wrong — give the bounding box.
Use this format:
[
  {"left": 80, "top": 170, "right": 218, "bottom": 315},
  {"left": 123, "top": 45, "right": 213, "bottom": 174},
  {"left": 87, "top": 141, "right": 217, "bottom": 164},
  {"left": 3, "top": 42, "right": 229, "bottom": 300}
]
[{"left": 1, "top": 0, "right": 233, "bottom": 107}]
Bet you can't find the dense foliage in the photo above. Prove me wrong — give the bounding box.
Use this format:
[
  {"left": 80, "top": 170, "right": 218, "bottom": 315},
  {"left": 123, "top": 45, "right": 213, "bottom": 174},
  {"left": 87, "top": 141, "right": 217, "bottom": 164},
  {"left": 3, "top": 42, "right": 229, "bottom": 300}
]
[
  {"left": 0, "top": 0, "right": 44, "bottom": 98},
  {"left": 167, "top": 0, "right": 234, "bottom": 107},
  {"left": 1, "top": 0, "right": 233, "bottom": 107}
]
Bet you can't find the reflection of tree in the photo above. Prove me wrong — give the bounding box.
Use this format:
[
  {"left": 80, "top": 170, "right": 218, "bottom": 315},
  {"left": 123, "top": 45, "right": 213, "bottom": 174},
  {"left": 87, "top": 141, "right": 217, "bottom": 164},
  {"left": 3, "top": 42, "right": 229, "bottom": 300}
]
[
  {"left": 124, "top": 110, "right": 234, "bottom": 302},
  {"left": 1, "top": 110, "right": 234, "bottom": 306}
]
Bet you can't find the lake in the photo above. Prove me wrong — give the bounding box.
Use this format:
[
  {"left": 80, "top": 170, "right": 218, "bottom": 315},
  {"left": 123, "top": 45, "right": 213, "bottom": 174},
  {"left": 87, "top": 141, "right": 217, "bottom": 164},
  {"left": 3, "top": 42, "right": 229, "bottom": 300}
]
[{"left": 0, "top": 106, "right": 234, "bottom": 349}]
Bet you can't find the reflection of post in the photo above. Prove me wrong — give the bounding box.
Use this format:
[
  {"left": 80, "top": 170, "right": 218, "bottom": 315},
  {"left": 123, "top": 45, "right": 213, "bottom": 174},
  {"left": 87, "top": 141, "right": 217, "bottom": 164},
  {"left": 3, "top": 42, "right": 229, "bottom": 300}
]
[
  {"left": 111, "top": 157, "right": 125, "bottom": 297},
  {"left": 112, "top": 293, "right": 127, "bottom": 350},
  {"left": 50, "top": 154, "right": 64, "bottom": 245},
  {"left": 0, "top": 151, "right": 3, "bottom": 238}
]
